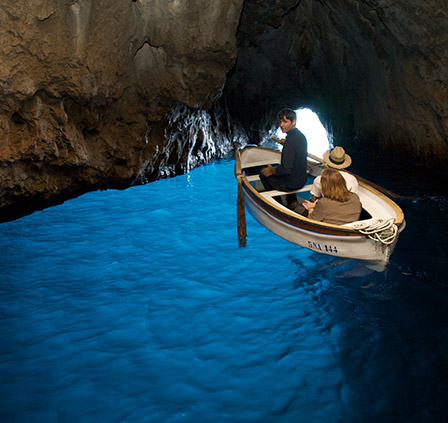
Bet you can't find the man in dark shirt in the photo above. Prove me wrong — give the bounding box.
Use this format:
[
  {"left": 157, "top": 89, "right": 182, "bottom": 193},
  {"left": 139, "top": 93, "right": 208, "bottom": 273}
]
[{"left": 259, "top": 108, "right": 308, "bottom": 208}]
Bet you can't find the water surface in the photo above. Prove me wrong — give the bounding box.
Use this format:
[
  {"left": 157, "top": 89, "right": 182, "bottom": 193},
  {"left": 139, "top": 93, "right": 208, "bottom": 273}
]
[{"left": 1, "top": 158, "right": 447, "bottom": 422}]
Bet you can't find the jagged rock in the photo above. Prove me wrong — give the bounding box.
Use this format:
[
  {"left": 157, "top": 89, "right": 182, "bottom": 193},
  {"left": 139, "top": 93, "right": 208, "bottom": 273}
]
[{"left": 0, "top": 0, "right": 243, "bottom": 221}]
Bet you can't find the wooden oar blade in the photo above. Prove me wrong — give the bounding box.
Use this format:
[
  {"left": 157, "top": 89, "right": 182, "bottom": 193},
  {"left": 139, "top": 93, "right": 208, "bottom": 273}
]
[
  {"left": 237, "top": 177, "right": 247, "bottom": 247},
  {"left": 234, "top": 147, "right": 247, "bottom": 247}
]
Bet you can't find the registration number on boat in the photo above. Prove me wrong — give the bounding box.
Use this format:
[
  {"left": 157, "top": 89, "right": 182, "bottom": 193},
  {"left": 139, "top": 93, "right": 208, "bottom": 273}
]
[{"left": 307, "top": 241, "right": 338, "bottom": 253}]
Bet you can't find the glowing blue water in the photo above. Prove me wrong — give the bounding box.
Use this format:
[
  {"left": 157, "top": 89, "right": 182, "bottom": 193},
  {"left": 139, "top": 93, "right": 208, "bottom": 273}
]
[{"left": 1, "top": 158, "right": 448, "bottom": 422}]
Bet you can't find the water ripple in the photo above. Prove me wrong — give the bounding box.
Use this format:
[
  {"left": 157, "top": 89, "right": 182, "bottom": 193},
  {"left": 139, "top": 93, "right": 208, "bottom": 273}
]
[{"left": 1, "top": 159, "right": 448, "bottom": 422}]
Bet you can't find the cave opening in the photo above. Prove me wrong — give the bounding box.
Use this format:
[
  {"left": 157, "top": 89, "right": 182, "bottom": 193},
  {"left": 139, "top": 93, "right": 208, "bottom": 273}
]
[{"left": 270, "top": 108, "right": 330, "bottom": 157}]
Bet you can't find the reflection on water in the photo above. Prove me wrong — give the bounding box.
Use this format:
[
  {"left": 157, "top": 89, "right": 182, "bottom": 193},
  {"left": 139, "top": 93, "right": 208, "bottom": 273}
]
[{"left": 1, "top": 158, "right": 447, "bottom": 423}]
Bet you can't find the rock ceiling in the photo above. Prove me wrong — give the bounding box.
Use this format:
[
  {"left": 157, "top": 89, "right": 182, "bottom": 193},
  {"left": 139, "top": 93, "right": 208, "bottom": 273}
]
[{"left": 0, "top": 0, "right": 447, "bottom": 221}]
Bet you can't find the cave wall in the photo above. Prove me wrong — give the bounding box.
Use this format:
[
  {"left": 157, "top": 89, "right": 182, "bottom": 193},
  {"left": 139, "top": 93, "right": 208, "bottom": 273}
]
[
  {"left": 0, "top": 0, "right": 243, "bottom": 221},
  {"left": 223, "top": 0, "right": 448, "bottom": 163},
  {"left": 1, "top": 0, "right": 448, "bottom": 222}
]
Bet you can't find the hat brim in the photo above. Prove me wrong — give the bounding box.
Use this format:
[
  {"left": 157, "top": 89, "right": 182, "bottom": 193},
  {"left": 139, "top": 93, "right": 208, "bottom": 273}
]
[{"left": 323, "top": 151, "right": 352, "bottom": 169}]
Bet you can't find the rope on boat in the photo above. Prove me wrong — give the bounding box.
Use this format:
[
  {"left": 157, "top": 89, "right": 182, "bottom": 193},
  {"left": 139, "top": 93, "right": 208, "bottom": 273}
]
[{"left": 351, "top": 218, "right": 398, "bottom": 245}]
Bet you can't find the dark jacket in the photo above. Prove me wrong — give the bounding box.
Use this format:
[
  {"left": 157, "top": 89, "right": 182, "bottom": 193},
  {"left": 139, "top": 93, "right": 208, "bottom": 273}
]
[{"left": 274, "top": 128, "right": 308, "bottom": 190}]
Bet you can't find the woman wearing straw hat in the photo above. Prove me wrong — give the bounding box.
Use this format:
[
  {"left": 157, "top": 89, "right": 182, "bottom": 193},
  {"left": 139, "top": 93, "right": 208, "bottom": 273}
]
[{"left": 310, "top": 146, "right": 358, "bottom": 200}]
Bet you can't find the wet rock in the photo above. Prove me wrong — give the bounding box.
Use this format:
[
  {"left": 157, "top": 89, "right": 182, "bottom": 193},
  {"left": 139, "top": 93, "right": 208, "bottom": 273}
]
[{"left": 0, "top": 0, "right": 243, "bottom": 221}]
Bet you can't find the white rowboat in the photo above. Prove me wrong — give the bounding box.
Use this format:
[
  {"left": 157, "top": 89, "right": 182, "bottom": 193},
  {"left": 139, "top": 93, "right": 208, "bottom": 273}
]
[{"left": 235, "top": 146, "right": 406, "bottom": 271}]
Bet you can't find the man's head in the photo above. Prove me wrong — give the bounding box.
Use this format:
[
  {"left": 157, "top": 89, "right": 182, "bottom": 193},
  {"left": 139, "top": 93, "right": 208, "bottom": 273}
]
[{"left": 278, "top": 108, "right": 296, "bottom": 133}]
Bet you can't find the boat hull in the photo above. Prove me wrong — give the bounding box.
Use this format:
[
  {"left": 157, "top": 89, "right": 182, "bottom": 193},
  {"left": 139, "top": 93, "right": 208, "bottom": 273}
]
[
  {"left": 236, "top": 146, "right": 406, "bottom": 271},
  {"left": 243, "top": 188, "right": 404, "bottom": 271}
]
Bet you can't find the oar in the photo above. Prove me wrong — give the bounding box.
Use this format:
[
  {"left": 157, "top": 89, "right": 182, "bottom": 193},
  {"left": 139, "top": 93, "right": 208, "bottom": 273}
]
[
  {"left": 307, "top": 152, "right": 404, "bottom": 199},
  {"left": 234, "top": 147, "right": 247, "bottom": 247}
]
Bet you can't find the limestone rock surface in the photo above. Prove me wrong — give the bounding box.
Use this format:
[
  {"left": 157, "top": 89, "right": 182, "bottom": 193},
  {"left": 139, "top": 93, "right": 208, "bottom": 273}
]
[
  {"left": 0, "top": 0, "right": 243, "bottom": 221},
  {"left": 1, "top": 0, "right": 448, "bottom": 222}
]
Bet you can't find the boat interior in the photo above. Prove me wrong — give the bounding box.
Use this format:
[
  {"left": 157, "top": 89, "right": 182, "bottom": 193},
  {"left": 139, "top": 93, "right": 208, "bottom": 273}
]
[{"left": 241, "top": 164, "right": 374, "bottom": 222}]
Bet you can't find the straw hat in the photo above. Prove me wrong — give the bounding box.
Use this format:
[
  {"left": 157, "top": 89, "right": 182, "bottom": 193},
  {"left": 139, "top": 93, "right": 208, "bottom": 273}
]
[{"left": 323, "top": 146, "right": 352, "bottom": 169}]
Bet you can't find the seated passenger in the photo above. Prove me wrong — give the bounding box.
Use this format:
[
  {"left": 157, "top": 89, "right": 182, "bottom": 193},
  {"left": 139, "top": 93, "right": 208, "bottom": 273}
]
[
  {"left": 303, "top": 168, "right": 362, "bottom": 225},
  {"left": 310, "top": 146, "right": 358, "bottom": 200},
  {"left": 259, "top": 108, "right": 308, "bottom": 209}
]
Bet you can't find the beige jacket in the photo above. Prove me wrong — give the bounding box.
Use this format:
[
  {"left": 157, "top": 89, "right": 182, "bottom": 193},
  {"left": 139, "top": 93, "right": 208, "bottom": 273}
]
[{"left": 309, "top": 193, "right": 362, "bottom": 225}]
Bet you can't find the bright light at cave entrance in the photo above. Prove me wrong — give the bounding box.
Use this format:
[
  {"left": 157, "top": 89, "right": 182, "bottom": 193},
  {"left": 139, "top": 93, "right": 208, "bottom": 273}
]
[{"left": 273, "top": 108, "right": 330, "bottom": 158}]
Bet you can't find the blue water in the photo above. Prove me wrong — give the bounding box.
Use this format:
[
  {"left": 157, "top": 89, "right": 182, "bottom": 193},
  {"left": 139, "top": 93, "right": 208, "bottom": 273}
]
[{"left": 1, "top": 158, "right": 448, "bottom": 423}]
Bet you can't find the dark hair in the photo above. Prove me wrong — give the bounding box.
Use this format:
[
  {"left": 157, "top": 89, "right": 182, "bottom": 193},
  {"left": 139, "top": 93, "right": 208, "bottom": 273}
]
[{"left": 277, "top": 108, "right": 296, "bottom": 123}]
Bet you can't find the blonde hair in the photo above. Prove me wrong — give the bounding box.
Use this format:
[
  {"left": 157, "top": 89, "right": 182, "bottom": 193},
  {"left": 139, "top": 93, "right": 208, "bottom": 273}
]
[{"left": 320, "top": 168, "right": 351, "bottom": 202}]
